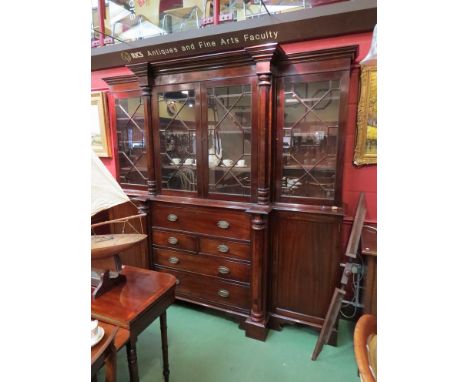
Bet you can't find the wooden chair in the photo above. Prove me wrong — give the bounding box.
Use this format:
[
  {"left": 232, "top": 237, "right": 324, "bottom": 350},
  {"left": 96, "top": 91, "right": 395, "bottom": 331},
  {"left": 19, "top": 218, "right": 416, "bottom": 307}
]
[{"left": 354, "top": 314, "right": 377, "bottom": 382}]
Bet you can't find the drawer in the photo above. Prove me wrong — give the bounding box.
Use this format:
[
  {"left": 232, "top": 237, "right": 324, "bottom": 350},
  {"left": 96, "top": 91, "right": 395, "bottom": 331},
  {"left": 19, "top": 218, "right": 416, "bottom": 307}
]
[
  {"left": 199, "top": 237, "right": 250, "bottom": 261},
  {"left": 156, "top": 268, "right": 250, "bottom": 310},
  {"left": 154, "top": 248, "right": 251, "bottom": 283},
  {"left": 152, "top": 229, "right": 197, "bottom": 252},
  {"left": 152, "top": 203, "right": 250, "bottom": 240}
]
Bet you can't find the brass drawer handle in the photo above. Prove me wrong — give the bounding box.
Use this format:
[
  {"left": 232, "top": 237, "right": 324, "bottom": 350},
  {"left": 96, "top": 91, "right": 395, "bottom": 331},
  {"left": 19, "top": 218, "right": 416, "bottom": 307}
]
[
  {"left": 218, "top": 289, "right": 230, "bottom": 298},
  {"left": 168, "top": 256, "right": 179, "bottom": 264},
  {"left": 217, "top": 220, "right": 230, "bottom": 229},
  {"left": 167, "top": 236, "right": 178, "bottom": 245},
  {"left": 218, "top": 266, "right": 230, "bottom": 275},
  {"left": 167, "top": 214, "right": 178, "bottom": 222},
  {"left": 175, "top": 278, "right": 180, "bottom": 285},
  {"left": 218, "top": 244, "right": 229, "bottom": 253}
]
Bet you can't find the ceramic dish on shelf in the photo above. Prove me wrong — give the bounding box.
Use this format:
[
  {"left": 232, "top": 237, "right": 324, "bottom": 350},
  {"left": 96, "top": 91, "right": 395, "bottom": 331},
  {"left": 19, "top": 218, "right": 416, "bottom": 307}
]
[{"left": 91, "top": 326, "right": 105, "bottom": 347}]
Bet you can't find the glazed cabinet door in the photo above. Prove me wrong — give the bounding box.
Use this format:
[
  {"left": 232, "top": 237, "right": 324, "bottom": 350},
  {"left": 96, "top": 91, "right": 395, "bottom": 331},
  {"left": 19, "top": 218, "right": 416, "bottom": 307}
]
[
  {"left": 111, "top": 90, "right": 148, "bottom": 190},
  {"left": 269, "top": 210, "right": 342, "bottom": 327},
  {"left": 202, "top": 77, "right": 257, "bottom": 201},
  {"left": 154, "top": 83, "right": 202, "bottom": 196},
  {"left": 275, "top": 71, "right": 349, "bottom": 205},
  {"left": 153, "top": 76, "right": 257, "bottom": 201}
]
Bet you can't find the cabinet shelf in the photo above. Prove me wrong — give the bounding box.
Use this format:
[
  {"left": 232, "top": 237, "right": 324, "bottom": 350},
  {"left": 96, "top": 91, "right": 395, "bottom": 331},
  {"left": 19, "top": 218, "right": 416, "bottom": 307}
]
[
  {"left": 119, "top": 167, "right": 148, "bottom": 175},
  {"left": 283, "top": 164, "right": 335, "bottom": 172},
  {"left": 210, "top": 165, "right": 250, "bottom": 171},
  {"left": 162, "top": 164, "right": 251, "bottom": 172},
  {"left": 207, "top": 127, "right": 252, "bottom": 132},
  {"left": 161, "top": 130, "right": 196, "bottom": 135},
  {"left": 162, "top": 164, "right": 197, "bottom": 169},
  {"left": 116, "top": 116, "right": 144, "bottom": 121}
]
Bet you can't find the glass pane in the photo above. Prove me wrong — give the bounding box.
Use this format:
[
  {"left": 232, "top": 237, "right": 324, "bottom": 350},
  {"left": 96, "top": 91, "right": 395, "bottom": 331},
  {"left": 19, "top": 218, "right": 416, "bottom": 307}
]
[
  {"left": 91, "top": 0, "right": 344, "bottom": 47},
  {"left": 281, "top": 78, "right": 341, "bottom": 200},
  {"left": 91, "top": 0, "right": 202, "bottom": 46},
  {"left": 207, "top": 84, "right": 251, "bottom": 197},
  {"left": 159, "top": 89, "right": 197, "bottom": 192},
  {"left": 92, "top": 1, "right": 347, "bottom": 48},
  {"left": 207, "top": 1, "right": 344, "bottom": 26},
  {"left": 115, "top": 96, "right": 148, "bottom": 186}
]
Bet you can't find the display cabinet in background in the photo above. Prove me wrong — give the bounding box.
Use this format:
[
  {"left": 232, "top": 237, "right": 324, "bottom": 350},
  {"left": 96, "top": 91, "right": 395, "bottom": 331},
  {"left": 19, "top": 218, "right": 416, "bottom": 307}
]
[{"left": 102, "top": 43, "right": 357, "bottom": 342}]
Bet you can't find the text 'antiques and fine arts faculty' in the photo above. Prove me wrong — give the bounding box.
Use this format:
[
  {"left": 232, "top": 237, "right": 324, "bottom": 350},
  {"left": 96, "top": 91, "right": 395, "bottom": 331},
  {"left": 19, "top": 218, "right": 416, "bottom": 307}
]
[{"left": 120, "top": 30, "right": 279, "bottom": 63}]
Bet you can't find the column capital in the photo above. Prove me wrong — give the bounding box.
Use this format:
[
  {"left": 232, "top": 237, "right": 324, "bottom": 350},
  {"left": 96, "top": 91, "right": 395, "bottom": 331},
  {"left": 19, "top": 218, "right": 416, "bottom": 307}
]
[
  {"left": 245, "top": 43, "right": 285, "bottom": 63},
  {"left": 126, "top": 62, "right": 154, "bottom": 89}
]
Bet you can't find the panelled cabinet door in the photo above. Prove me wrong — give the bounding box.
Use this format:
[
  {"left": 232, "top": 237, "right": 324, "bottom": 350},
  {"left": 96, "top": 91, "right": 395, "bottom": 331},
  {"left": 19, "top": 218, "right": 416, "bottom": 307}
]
[
  {"left": 270, "top": 211, "right": 342, "bottom": 321},
  {"left": 276, "top": 71, "right": 349, "bottom": 205}
]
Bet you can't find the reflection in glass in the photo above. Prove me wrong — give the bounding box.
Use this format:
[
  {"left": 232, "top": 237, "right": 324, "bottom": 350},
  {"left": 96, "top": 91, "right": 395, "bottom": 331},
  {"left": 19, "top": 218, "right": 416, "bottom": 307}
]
[
  {"left": 207, "top": 85, "right": 252, "bottom": 197},
  {"left": 282, "top": 79, "right": 341, "bottom": 200},
  {"left": 159, "top": 90, "right": 197, "bottom": 192},
  {"left": 91, "top": 1, "right": 346, "bottom": 47},
  {"left": 115, "top": 96, "right": 147, "bottom": 186}
]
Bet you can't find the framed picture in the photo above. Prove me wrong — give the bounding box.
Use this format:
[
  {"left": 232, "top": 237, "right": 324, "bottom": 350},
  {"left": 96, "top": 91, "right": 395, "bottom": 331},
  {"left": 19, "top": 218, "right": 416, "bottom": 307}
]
[
  {"left": 353, "top": 65, "right": 377, "bottom": 166},
  {"left": 91, "top": 91, "right": 111, "bottom": 157}
]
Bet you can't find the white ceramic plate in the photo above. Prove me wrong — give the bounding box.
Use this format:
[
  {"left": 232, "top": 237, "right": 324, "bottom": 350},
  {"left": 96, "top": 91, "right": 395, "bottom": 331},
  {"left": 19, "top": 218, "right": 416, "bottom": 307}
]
[{"left": 91, "top": 326, "right": 105, "bottom": 347}]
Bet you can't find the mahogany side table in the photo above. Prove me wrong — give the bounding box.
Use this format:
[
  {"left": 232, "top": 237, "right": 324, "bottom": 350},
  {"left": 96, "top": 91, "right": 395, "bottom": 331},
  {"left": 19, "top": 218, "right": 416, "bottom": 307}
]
[{"left": 92, "top": 266, "right": 177, "bottom": 382}]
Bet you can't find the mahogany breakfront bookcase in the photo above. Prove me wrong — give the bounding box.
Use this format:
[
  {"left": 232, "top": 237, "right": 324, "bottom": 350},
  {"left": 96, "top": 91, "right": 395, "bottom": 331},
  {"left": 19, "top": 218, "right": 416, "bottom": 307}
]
[{"left": 103, "top": 43, "right": 357, "bottom": 342}]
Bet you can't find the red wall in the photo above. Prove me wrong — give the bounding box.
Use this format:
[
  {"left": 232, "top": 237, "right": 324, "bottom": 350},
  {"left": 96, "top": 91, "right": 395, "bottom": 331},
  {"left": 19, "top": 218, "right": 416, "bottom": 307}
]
[{"left": 91, "top": 31, "right": 377, "bottom": 223}]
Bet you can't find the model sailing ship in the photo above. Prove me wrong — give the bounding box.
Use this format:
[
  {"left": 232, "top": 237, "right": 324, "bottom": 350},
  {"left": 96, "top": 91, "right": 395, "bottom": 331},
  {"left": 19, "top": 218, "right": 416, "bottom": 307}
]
[{"left": 91, "top": 150, "right": 147, "bottom": 297}]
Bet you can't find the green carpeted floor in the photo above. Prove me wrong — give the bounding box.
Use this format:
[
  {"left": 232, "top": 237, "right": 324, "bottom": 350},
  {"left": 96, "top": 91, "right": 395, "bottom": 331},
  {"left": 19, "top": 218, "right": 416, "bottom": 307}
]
[{"left": 102, "top": 303, "right": 359, "bottom": 382}]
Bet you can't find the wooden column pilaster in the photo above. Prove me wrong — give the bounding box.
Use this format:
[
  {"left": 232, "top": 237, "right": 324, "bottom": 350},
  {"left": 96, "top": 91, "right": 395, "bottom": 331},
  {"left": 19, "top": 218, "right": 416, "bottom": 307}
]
[
  {"left": 243, "top": 44, "right": 283, "bottom": 340},
  {"left": 246, "top": 44, "right": 283, "bottom": 205},
  {"left": 127, "top": 63, "right": 157, "bottom": 195},
  {"left": 245, "top": 207, "right": 271, "bottom": 341}
]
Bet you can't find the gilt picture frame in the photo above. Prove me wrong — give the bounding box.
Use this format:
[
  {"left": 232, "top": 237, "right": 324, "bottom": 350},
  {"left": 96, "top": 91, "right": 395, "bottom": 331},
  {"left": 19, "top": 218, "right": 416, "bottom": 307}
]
[
  {"left": 91, "top": 91, "right": 111, "bottom": 157},
  {"left": 354, "top": 65, "right": 377, "bottom": 166}
]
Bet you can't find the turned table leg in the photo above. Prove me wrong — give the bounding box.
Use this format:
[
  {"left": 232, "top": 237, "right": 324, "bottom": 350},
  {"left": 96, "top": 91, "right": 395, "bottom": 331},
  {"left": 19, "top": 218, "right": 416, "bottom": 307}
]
[
  {"left": 160, "top": 311, "right": 170, "bottom": 382},
  {"left": 126, "top": 338, "right": 139, "bottom": 382},
  {"left": 104, "top": 345, "right": 117, "bottom": 382}
]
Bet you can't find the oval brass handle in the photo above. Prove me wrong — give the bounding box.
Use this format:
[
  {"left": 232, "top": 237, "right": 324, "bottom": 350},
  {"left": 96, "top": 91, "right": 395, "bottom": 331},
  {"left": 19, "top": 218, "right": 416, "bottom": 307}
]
[
  {"left": 175, "top": 278, "right": 180, "bottom": 285},
  {"left": 217, "top": 220, "right": 230, "bottom": 229},
  {"left": 167, "top": 214, "right": 178, "bottom": 222},
  {"left": 218, "top": 266, "right": 230, "bottom": 275},
  {"left": 167, "top": 236, "right": 178, "bottom": 245},
  {"left": 168, "top": 256, "right": 179, "bottom": 264},
  {"left": 218, "top": 244, "right": 229, "bottom": 253},
  {"left": 218, "top": 289, "right": 230, "bottom": 298}
]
